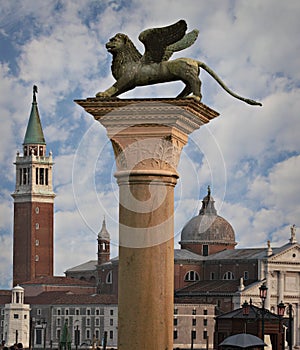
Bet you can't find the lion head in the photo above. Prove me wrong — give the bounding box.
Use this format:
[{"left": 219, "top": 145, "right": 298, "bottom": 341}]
[
  {"left": 106, "top": 33, "right": 142, "bottom": 61},
  {"left": 105, "top": 33, "right": 142, "bottom": 81}
]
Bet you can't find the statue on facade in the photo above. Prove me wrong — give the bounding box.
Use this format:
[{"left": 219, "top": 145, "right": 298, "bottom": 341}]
[{"left": 96, "top": 20, "right": 262, "bottom": 106}]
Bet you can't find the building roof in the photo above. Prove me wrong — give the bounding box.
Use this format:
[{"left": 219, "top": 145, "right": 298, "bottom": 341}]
[
  {"left": 25, "top": 291, "right": 117, "bottom": 305},
  {"left": 180, "top": 187, "right": 236, "bottom": 246},
  {"left": 20, "top": 276, "right": 94, "bottom": 286},
  {"left": 216, "top": 303, "right": 280, "bottom": 320},
  {"left": 23, "top": 86, "right": 45, "bottom": 145},
  {"left": 65, "top": 260, "right": 97, "bottom": 273},
  {"left": 174, "top": 249, "right": 204, "bottom": 261},
  {"left": 175, "top": 278, "right": 256, "bottom": 295}
]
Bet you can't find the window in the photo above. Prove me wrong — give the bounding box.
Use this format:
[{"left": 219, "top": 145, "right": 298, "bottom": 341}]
[
  {"left": 110, "top": 319, "right": 113, "bottom": 326},
  {"left": 36, "top": 223, "right": 39, "bottom": 230},
  {"left": 174, "top": 330, "right": 178, "bottom": 339},
  {"left": 35, "top": 207, "right": 40, "bottom": 214},
  {"left": 192, "top": 308, "right": 196, "bottom": 315},
  {"left": 39, "top": 168, "right": 44, "bottom": 185},
  {"left": 86, "top": 329, "right": 90, "bottom": 339},
  {"left": 95, "top": 309, "right": 100, "bottom": 316},
  {"left": 210, "top": 272, "right": 215, "bottom": 280},
  {"left": 110, "top": 309, "right": 114, "bottom": 316},
  {"left": 106, "top": 271, "right": 112, "bottom": 284},
  {"left": 35, "top": 255, "right": 39, "bottom": 262},
  {"left": 244, "top": 271, "right": 249, "bottom": 280},
  {"left": 95, "top": 330, "right": 99, "bottom": 339},
  {"left": 37, "top": 308, "right": 41, "bottom": 316},
  {"left": 45, "top": 169, "right": 48, "bottom": 185},
  {"left": 174, "top": 318, "right": 178, "bottom": 326},
  {"left": 57, "top": 309, "right": 61, "bottom": 316},
  {"left": 203, "top": 309, "right": 208, "bottom": 315},
  {"left": 203, "top": 319, "right": 208, "bottom": 326},
  {"left": 192, "top": 318, "right": 196, "bottom": 326},
  {"left": 87, "top": 309, "right": 91, "bottom": 316},
  {"left": 203, "top": 330, "right": 208, "bottom": 340},
  {"left": 23, "top": 168, "right": 28, "bottom": 185},
  {"left": 174, "top": 308, "right": 178, "bottom": 315},
  {"left": 35, "top": 240, "right": 39, "bottom": 246},
  {"left": 223, "top": 271, "right": 234, "bottom": 280},
  {"left": 36, "top": 329, "right": 42, "bottom": 345},
  {"left": 109, "top": 331, "right": 113, "bottom": 340},
  {"left": 57, "top": 329, "right": 61, "bottom": 341},
  {"left": 65, "top": 309, "right": 69, "bottom": 316},
  {"left": 86, "top": 318, "right": 90, "bottom": 326},
  {"left": 57, "top": 318, "right": 61, "bottom": 326},
  {"left": 14, "top": 314, "right": 19, "bottom": 319},
  {"left": 203, "top": 244, "right": 209, "bottom": 256},
  {"left": 95, "top": 318, "right": 100, "bottom": 326},
  {"left": 75, "top": 309, "right": 80, "bottom": 316},
  {"left": 184, "top": 271, "right": 200, "bottom": 282}
]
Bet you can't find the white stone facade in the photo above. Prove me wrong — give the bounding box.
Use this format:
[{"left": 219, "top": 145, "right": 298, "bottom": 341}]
[{"left": 3, "top": 286, "right": 30, "bottom": 347}]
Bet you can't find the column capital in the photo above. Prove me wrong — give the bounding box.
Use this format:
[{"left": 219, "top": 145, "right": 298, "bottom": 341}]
[{"left": 75, "top": 98, "right": 219, "bottom": 174}]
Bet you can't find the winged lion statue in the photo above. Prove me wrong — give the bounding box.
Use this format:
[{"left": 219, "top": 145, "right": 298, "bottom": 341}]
[{"left": 96, "top": 20, "right": 262, "bottom": 106}]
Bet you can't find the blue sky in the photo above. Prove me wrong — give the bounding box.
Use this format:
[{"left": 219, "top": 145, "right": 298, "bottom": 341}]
[{"left": 0, "top": 0, "right": 300, "bottom": 289}]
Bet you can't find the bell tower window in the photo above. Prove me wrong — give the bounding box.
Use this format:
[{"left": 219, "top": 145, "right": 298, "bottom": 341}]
[
  {"left": 203, "top": 244, "right": 209, "bottom": 256},
  {"left": 39, "top": 168, "right": 44, "bottom": 185}
]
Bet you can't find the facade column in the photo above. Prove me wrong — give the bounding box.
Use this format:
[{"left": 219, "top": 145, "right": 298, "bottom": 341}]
[
  {"left": 75, "top": 98, "right": 219, "bottom": 350},
  {"left": 277, "top": 271, "right": 285, "bottom": 303},
  {"left": 265, "top": 270, "right": 272, "bottom": 310}
]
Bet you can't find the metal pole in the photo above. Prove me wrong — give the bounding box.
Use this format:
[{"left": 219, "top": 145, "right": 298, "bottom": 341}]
[
  {"left": 261, "top": 298, "right": 265, "bottom": 342},
  {"left": 102, "top": 331, "right": 107, "bottom": 350},
  {"left": 288, "top": 304, "right": 293, "bottom": 350}
]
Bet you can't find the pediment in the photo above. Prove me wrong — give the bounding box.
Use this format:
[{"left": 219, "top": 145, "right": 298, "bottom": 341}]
[{"left": 269, "top": 244, "right": 300, "bottom": 264}]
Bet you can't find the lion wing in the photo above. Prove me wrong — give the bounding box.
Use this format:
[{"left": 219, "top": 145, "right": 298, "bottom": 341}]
[
  {"left": 163, "top": 29, "right": 199, "bottom": 61},
  {"left": 138, "top": 19, "right": 187, "bottom": 64}
]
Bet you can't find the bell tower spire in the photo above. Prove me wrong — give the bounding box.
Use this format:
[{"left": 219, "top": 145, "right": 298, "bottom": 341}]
[
  {"left": 12, "top": 86, "right": 55, "bottom": 286},
  {"left": 97, "top": 217, "right": 111, "bottom": 266}
]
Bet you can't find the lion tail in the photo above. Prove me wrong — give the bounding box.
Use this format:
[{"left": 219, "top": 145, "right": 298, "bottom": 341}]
[{"left": 196, "top": 61, "right": 262, "bottom": 106}]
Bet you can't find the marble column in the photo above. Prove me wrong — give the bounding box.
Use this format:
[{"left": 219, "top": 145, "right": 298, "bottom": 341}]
[{"left": 75, "top": 98, "right": 219, "bottom": 350}]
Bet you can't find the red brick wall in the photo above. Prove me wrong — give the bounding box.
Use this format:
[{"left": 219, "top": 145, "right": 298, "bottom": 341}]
[{"left": 13, "top": 201, "right": 53, "bottom": 286}]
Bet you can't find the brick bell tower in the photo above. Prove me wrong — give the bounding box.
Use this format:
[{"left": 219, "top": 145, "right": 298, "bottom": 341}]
[{"left": 12, "top": 86, "right": 55, "bottom": 286}]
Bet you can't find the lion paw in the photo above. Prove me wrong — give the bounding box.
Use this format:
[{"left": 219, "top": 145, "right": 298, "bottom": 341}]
[
  {"left": 187, "top": 94, "right": 201, "bottom": 102},
  {"left": 95, "top": 91, "right": 109, "bottom": 98}
]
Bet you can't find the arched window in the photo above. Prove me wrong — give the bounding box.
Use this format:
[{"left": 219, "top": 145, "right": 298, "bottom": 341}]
[
  {"left": 184, "top": 271, "right": 200, "bottom": 282},
  {"left": 106, "top": 271, "right": 113, "bottom": 284},
  {"left": 223, "top": 271, "right": 234, "bottom": 280}
]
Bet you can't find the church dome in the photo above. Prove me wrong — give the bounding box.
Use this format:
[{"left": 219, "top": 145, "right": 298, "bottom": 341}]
[{"left": 180, "top": 187, "right": 236, "bottom": 246}]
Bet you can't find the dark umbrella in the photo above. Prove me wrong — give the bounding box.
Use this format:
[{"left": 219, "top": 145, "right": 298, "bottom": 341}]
[{"left": 219, "top": 333, "right": 267, "bottom": 348}]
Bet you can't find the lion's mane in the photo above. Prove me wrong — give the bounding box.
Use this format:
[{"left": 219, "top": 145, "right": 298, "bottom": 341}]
[{"left": 110, "top": 34, "right": 142, "bottom": 80}]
